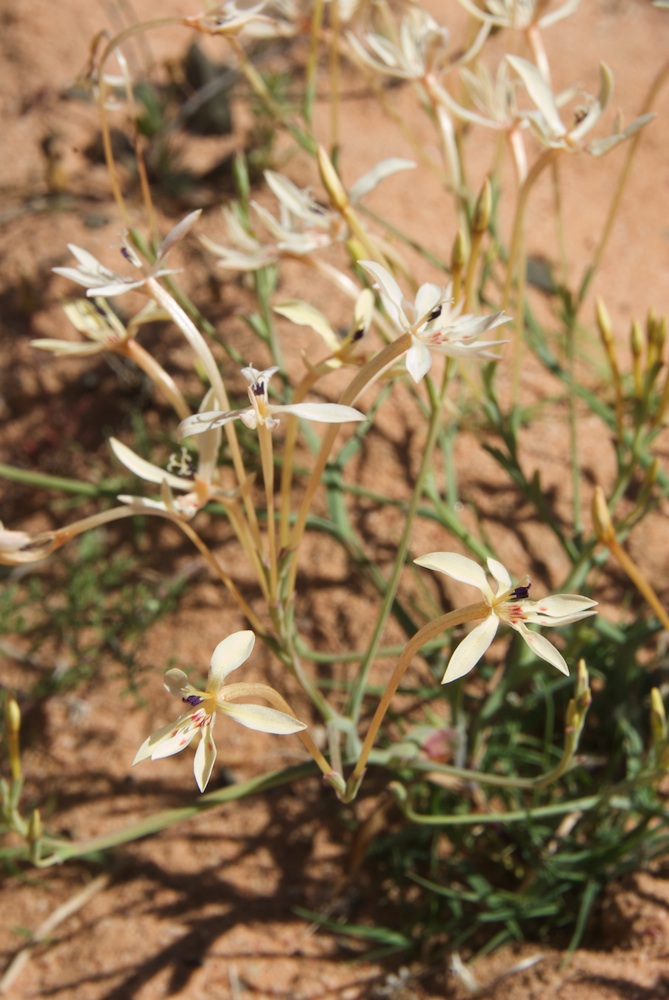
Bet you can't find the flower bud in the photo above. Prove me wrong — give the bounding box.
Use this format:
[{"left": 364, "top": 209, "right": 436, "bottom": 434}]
[
  {"left": 472, "top": 177, "right": 492, "bottom": 236},
  {"left": 592, "top": 485, "right": 615, "bottom": 545},
  {"left": 317, "top": 145, "right": 348, "bottom": 212},
  {"left": 631, "top": 319, "right": 644, "bottom": 398},
  {"left": 650, "top": 687, "right": 667, "bottom": 748},
  {"left": 4, "top": 695, "right": 21, "bottom": 781}
]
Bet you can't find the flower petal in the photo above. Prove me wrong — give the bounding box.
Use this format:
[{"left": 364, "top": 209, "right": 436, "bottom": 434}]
[
  {"left": 486, "top": 557, "right": 512, "bottom": 593},
  {"left": 269, "top": 402, "right": 365, "bottom": 423},
  {"left": 507, "top": 55, "right": 566, "bottom": 137},
  {"left": 415, "top": 551, "right": 493, "bottom": 600},
  {"left": 110, "top": 438, "right": 194, "bottom": 491},
  {"left": 274, "top": 300, "right": 339, "bottom": 351},
  {"left": 220, "top": 701, "right": 307, "bottom": 734},
  {"left": 406, "top": 341, "right": 433, "bottom": 382},
  {"left": 193, "top": 724, "right": 217, "bottom": 791},
  {"left": 349, "top": 158, "right": 415, "bottom": 203},
  {"left": 359, "top": 261, "right": 408, "bottom": 329},
  {"left": 514, "top": 624, "right": 570, "bottom": 675},
  {"left": 442, "top": 615, "right": 499, "bottom": 684},
  {"left": 521, "top": 594, "right": 598, "bottom": 626},
  {"left": 209, "top": 630, "right": 256, "bottom": 689},
  {"left": 133, "top": 716, "right": 197, "bottom": 763},
  {"left": 179, "top": 408, "right": 242, "bottom": 440},
  {"left": 164, "top": 668, "right": 189, "bottom": 696}
]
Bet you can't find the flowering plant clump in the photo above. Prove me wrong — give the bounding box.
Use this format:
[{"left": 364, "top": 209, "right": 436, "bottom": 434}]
[{"left": 2, "top": 0, "right": 668, "bottom": 970}]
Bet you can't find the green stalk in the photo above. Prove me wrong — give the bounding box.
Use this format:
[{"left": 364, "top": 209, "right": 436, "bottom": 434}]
[
  {"left": 345, "top": 600, "right": 489, "bottom": 800},
  {"left": 346, "top": 365, "right": 453, "bottom": 723}
]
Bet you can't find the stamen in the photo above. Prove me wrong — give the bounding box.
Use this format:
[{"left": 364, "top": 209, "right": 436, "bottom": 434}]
[
  {"left": 427, "top": 306, "right": 443, "bottom": 322},
  {"left": 183, "top": 694, "right": 203, "bottom": 707}
]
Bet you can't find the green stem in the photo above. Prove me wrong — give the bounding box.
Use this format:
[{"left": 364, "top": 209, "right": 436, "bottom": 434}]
[
  {"left": 391, "top": 785, "right": 631, "bottom": 827},
  {"left": 285, "top": 333, "right": 412, "bottom": 597},
  {"left": 36, "top": 762, "right": 316, "bottom": 865},
  {"left": 344, "top": 601, "right": 489, "bottom": 799},
  {"left": 346, "top": 367, "right": 452, "bottom": 723}
]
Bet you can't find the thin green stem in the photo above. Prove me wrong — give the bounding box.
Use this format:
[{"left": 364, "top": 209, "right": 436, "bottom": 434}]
[
  {"left": 285, "top": 333, "right": 412, "bottom": 598},
  {"left": 345, "top": 601, "right": 489, "bottom": 799},
  {"left": 35, "top": 763, "right": 316, "bottom": 866},
  {"left": 347, "top": 366, "right": 453, "bottom": 723}
]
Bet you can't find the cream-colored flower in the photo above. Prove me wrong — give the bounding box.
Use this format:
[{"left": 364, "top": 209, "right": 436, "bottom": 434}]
[
  {"left": 415, "top": 551, "right": 597, "bottom": 683},
  {"left": 507, "top": 56, "right": 653, "bottom": 155},
  {"left": 203, "top": 160, "right": 414, "bottom": 271},
  {"left": 179, "top": 364, "right": 365, "bottom": 439},
  {"left": 133, "top": 631, "right": 306, "bottom": 792},
  {"left": 360, "top": 261, "right": 508, "bottom": 382},
  {"left": 456, "top": 0, "right": 580, "bottom": 31},
  {"left": 53, "top": 211, "right": 201, "bottom": 298}
]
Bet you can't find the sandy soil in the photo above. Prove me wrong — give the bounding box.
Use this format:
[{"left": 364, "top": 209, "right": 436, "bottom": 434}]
[{"left": 2, "top": 1, "right": 669, "bottom": 997}]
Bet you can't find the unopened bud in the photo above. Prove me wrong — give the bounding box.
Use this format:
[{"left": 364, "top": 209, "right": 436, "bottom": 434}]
[
  {"left": 575, "top": 659, "right": 591, "bottom": 712},
  {"left": 650, "top": 687, "right": 667, "bottom": 748},
  {"left": 596, "top": 298, "right": 614, "bottom": 349},
  {"left": 631, "top": 319, "right": 644, "bottom": 397},
  {"left": 592, "top": 486, "right": 615, "bottom": 545},
  {"left": 451, "top": 230, "right": 466, "bottom": 273},
  {"left": 472, "top": 177, "right": 492, "bottom": 235},
  {"left": 317, "top": 145, "right": 348, "bottom": 212},
  {"left": 4, "top": 695, "right": 21, "bottom": 782},
  {"left": 28, "top": 808, "right": 42, "bottom": 865}
]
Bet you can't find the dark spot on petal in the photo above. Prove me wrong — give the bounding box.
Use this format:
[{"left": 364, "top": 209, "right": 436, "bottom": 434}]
[
  {"left": 352, "top": 327, "right": 365, "bottom": 342},
  {"left": 512, "top": 584, "right": 531, "bottom": 600},
  {"left": 183, "top": 694, "right": 203, "bottom": 707},
  {"left": 251, "top": 380, "right": 265, "bottom": 396},
  {"left": 427, "top": 306, "right": 442, "bottom": 322},
  {"left": 120, "top": 247, "right": 133, "bottom": 263}
]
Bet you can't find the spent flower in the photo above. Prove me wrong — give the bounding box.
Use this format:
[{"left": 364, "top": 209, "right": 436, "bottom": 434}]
[
  {"left": 110, "top": 391, "right": 236, "bottom": 519},
  {"left": 415, "top": 551, "right": 597, "bottom": 683},
  {"left": 133, "top": 631, "right": 306, "bottom": 791}
]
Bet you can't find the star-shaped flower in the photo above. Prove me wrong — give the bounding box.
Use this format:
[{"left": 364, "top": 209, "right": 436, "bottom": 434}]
[
  {"left": 415, "top": 551, "right": 597, "bottom": 683},
  {"left": 507, "top": 56, "right": 653, "bottom": 155},
  {"left": 360, "top": 261, "right": 508, "bottom": 382},
  {"left": 456, "top": 0, "right": 581, "bottom": 31},
  {"left": 133, "top": 631, "right": 306, "bottom": 791},
  {"left": 178, "top": 364, "right": 365, "bottom": 439},
  {"left": 53, "top": 211, "right": 201, "bottom": 298}
]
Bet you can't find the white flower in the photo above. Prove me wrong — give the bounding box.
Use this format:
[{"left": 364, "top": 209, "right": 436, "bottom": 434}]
[
  {"left": 133, "top": 631, "right": 306, "bottom": 792},
  {"left": 360, "top": 261, "right": 508, "bottom": 382},
  {"left": 203, "top": 159, "right": 414, "bottom": 272},
  {"left": 507, "top": 56, "right": 654, "bottom": 155},
  {"left": 415, "top": 551, "right": 597, "bottom": 683},
  {"left": 347, "top": 7, "right": 451, "bottom": 80},
  {"left": 53, "top": 211, "right": 201, "bottom": 298},
  {"left": 178, "top": 364, "right": 365, "bottom": 439},
  {"left": 456, "top": 0, "right": 581, "bottom": 31}
]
